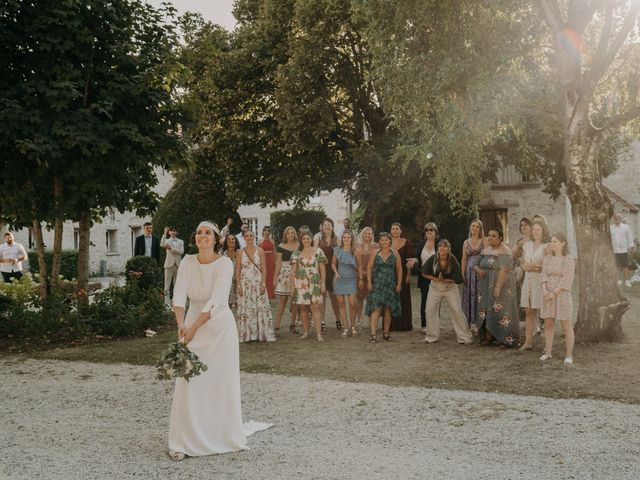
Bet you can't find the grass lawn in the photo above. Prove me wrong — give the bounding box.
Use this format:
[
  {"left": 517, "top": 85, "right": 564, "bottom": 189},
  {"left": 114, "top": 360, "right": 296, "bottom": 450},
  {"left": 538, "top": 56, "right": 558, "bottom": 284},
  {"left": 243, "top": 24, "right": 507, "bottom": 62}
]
[{"left": 8, "top": 279, "right": 640, "bottom": 403}]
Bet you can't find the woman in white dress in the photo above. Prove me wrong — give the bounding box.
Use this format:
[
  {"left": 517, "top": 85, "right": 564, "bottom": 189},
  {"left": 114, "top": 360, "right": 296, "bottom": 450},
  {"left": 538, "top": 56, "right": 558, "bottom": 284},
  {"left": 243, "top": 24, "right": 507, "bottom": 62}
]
[
  {"left": 168, "top": 221, "right": 271, "bottom": 461},
  {"left": 519, "top": 219, "right": 549, "bottom": 351}
]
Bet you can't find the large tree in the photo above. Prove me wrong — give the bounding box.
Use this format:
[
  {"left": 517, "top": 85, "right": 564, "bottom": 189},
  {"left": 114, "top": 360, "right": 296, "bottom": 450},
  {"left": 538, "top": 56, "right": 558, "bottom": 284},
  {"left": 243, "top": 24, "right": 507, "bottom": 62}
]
[
  {"left": 177, "top": 0, "right": 467, "bottom": 235},
  {"left": 0, "top": 0, "right": 183, "bottom": 301},
  {"left": 362, "top": 0, "right": 638, "bottom": 341},
  {"left": 537, "top": 1, "right": 639, "bottom": 340}
]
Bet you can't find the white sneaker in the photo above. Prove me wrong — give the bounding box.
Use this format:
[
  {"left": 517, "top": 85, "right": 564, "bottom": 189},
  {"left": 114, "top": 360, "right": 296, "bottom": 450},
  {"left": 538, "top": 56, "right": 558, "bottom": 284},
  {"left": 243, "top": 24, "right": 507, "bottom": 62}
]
[
  {"left": 563, "top": 357, "right": 573, "bottom": 366},
  {"left": 625, "top": 280, "right": 632, "bottom": 288}
]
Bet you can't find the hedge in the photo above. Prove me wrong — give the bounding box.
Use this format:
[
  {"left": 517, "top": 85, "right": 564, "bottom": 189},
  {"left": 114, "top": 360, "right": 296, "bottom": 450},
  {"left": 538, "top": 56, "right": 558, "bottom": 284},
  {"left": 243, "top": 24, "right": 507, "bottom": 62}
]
[
  {"left": 27, "top": 250, "right": 79, "bottom": 280},
  {"left": 125, "top": 256, "right": 163, "bottom": 291},
  {"left": 270, "top": 208, "right": 327, "bottom": 243}
]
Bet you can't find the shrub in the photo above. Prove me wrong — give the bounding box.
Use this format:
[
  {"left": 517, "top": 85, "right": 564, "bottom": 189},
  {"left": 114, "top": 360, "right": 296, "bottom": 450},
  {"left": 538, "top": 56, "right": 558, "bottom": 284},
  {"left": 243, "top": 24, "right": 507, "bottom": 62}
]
[
  {"left": 125, "top": 256, "right": 163, "bottom": 290},
  {"left": 87, "top": 284, "right": 173, "bottom": 337},
  {"left": 270, "top": 208, "right": 327, "bottom": 242},
  {"left": 27, "top": 250, "right": 79, "bottom": 280},
  {"left": 0, "top": 286, "right": 86, "bottom": 341}
]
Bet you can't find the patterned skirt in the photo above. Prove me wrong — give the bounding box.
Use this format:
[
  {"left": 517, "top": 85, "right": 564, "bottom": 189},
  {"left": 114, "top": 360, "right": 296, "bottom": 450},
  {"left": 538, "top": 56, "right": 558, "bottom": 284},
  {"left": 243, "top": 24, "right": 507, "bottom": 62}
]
[{"left": 275, "top": 262, "right": 292, "bottom": 296}]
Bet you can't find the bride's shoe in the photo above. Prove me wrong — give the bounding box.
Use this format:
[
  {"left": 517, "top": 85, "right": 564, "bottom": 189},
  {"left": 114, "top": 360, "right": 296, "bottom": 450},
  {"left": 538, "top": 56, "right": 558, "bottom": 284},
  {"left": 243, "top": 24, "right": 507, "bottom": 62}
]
[{"left": 169, "top": 451, "right": 186, "bottom": 462}]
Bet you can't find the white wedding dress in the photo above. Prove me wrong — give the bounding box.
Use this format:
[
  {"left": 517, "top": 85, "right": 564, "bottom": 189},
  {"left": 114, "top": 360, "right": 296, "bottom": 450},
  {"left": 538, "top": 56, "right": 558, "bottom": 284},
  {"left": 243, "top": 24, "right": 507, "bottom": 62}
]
[{"left": 169, "top": 254, "right": 272, "bottom": 456}]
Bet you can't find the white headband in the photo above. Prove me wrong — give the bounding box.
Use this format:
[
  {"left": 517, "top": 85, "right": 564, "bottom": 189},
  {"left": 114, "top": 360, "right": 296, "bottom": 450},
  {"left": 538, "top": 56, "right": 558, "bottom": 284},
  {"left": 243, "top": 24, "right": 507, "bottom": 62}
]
[{"left": 197, "top": 221, "right": 220, "bottom": 236}]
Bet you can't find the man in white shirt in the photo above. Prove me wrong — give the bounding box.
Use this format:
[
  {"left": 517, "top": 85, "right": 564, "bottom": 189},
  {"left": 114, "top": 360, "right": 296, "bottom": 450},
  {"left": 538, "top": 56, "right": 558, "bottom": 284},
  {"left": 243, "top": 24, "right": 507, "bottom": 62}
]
[
  {"left": 0, "top": 232, "right": 27, "bottom": 283},
  {"left": 160, "top": 226, "right": 184, "bottom": 302},
  {"left": 610, "top": 213, "right": 635, "bottom": 287},
  {"left": 335, "top": 217, "right": 352, "bottom": 240},
  {"left": 236, "top": 222, "right": 249, "bottom": 249}
]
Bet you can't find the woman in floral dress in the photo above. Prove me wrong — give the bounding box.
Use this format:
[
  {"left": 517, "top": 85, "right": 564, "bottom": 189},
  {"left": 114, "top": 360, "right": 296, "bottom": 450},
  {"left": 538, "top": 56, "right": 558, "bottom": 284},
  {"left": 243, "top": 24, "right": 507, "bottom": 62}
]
[
  {"left": 539, "top": 232, "right": 576, "bottom": 365},
  {"left": 366, "top": 232, "right": 402, "bottom": 342},
  {"left": 291, "top": 231, "right": 327, "bottom": 341},
  {"left": 474, "top": 228, "right": 520, "bottom": 348},
  {"left": 461, "top": 220, "right": 484, "bottom": 333},
  {"left": 273, "top": 226, "right": 299, "bottom": 335},
  {"left": 235, "top": 229, "right": 276, "bottom": 342}
]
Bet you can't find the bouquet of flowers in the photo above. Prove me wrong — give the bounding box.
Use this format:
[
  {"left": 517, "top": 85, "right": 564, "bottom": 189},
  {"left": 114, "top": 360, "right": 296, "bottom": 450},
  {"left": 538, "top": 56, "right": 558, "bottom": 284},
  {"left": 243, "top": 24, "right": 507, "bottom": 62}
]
[{"left": 156, "top": 341, "right": 208, "bottom": 382}]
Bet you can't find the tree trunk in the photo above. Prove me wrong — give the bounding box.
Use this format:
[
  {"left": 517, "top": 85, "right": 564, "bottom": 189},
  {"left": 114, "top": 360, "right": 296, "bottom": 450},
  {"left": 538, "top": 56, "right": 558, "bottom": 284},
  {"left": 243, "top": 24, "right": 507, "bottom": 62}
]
[
  {"left": 31, "top": 219, "right": 48, "bottom": 299},
  {"left": 564, "top": 115, "right": 629, "bottom": 342},
  {"left": 77, "top": 209, "right": 91, "bottom": 312},
  {"left": 50, "top": 177, "right": 64, "bottom": 289}
]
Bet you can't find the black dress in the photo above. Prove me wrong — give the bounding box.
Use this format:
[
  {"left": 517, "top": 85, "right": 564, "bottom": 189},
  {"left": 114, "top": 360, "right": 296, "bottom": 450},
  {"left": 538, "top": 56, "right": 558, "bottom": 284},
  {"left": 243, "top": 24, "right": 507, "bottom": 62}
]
[{"left": 391, "top": 239, "right": 413, "bottom": 331}]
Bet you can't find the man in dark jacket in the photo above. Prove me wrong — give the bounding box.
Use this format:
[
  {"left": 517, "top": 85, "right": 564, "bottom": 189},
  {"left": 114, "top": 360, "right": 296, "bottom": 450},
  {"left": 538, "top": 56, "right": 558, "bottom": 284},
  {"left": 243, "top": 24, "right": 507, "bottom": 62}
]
[{"left": 134, "top": 222, "right": 160, "bottom": 264}]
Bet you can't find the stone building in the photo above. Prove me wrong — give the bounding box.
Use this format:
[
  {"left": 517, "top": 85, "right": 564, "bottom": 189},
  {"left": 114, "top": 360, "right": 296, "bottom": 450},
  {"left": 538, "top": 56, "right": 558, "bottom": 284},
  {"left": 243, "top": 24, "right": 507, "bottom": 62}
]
[
  {"left": 479, "top": 145, "right": 640, "bottom": 247},
  {"left": 1, "top": 168, "right": 175, "bottom": 276}
]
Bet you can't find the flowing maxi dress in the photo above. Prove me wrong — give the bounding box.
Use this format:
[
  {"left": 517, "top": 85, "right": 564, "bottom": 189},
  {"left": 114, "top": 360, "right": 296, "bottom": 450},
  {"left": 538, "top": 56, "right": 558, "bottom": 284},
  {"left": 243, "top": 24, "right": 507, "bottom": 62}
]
[
  {"left": 260, "top": 239, "right": 276, "bottom": 299},
  {"left": 461, "top": 240, "right": 483, "bottom": 327},
  {"left": 169, "top": 255, "right": 271, "bottom": 456},
  {"left": 391, "top": 240, "right": 413, "bottom": 331}
]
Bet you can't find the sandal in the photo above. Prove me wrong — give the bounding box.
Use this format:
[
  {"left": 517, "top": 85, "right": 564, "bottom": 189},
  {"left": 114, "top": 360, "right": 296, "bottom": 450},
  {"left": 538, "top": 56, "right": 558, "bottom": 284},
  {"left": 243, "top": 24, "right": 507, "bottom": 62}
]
[
  {"left": 383, "top": 332, "right": 392, "bottom": 341},
  {"left": 321, "top": 321, "right": 326, "bottom": 332},
  {"left": 539, "top": 353, "right": 552, "bottom": 362},
  {"left": 299, "top": 332, "right": 309, "bottom": 340},
  {"left": 336, "top": 320, "right": 343, "bottom": 330},
  {"left": 317, "top": 335, "right": 325, "bottom": 342},
  {"left": 289, "top": 324, "right": 298, "bottom": 335},
  {"left": 169, "top": 451, "right": 186, "bottom": 462},
  {"left": 351, "top": 327, "right": 357, "bottom": 336},
  {"left": 341, "top": 329, "right": 349, "bottom": 338},
  {"left": 369, "top": 334, "right": 377, "bottom": 343},
  {"left": 274, "top": 328, "right": 280, "bottom": 338}
]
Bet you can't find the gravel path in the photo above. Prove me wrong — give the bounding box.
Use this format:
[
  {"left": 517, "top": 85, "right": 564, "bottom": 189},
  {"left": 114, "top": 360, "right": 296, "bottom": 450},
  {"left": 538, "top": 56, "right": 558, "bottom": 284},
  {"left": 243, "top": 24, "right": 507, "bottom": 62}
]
[{"left": 1, "top": 357, "right": 639, "bottom": 480}]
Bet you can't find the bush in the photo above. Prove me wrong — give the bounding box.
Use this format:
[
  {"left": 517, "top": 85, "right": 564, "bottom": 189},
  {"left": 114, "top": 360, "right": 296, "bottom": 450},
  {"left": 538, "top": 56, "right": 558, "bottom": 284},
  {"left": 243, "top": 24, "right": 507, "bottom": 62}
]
[
  {"left": 0, "top": 283, "right": 86, "bottom": 342},
  {"left": 87, "top": 284, "right": 172, "bottom": 337},
  {"left": 27, "top": 250, "right": 79, "bottom": 280},
  {"left": 0, "top": 273, "right": 39, "bottom": 304},
  {"left": 270, "top": 208, "right": 327, "bottom": 243},
  {"left": 125, "top": 256, "right": 163, "bottom": 291}
]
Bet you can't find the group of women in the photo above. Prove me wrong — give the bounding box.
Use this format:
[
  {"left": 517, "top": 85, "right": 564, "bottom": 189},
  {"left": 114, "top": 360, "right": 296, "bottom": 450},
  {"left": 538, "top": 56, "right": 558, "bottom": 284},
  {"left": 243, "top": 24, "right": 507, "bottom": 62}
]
[
  {"left": 166, "top": 216, "right": 578, "bottom": 462},
  {"left": 218, "top": 215, "right": 576, "bottom": 364}
]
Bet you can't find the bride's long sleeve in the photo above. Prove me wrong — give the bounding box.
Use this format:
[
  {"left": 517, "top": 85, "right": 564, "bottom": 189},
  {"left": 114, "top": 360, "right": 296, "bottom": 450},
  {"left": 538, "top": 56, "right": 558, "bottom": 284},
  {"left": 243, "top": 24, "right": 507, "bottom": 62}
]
[
  {"left": 201, "top": 257, "right": 234, "bottom": 315},
  {"left": 172, "top": 256, "right": 191, "bottom": 308}
]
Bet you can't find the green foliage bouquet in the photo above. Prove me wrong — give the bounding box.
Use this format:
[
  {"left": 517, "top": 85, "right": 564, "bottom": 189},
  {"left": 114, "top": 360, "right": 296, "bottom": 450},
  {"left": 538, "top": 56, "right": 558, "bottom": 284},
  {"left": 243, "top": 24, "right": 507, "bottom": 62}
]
[{"left": 156, "top": 341, "right": 208, "bottom": 382}]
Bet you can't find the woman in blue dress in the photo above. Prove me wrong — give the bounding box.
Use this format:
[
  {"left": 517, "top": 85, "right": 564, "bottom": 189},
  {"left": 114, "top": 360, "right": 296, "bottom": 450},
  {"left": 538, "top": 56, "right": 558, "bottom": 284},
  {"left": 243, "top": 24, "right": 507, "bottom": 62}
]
[
  {"left": 332, "top": 230, "right": 359, "bottom": 337},
  {"left": 366, "top": 232, "right": 402, "bottom": 342}
]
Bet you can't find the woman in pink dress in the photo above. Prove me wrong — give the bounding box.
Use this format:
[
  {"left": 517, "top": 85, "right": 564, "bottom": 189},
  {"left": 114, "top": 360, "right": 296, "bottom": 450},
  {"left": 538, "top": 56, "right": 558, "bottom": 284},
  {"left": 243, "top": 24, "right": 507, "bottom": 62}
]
[
  {"left": 259, "top": 226, "right": 276, "bottom": 300},
  {"left": 539, "top": 232, "right": 576, "bottom": 365}
]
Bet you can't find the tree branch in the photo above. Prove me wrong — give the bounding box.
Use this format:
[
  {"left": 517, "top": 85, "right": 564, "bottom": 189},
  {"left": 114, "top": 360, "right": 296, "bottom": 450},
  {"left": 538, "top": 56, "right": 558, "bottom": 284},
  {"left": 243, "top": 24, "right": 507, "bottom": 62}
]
[
  {"left": 538, "top": 0, "right": 565, "bottom": 34},
  {"left": 594, "top": 2, "right": 613, "bottom": 62},
  {"left": 567, "top": 0, "right": 602, "bottom": 34},
  {"left": 586, "top": 4, "right": 640, "bottom": 87},
  {"left": 601, "top": 104, "right": 640, "bottom": 131}
]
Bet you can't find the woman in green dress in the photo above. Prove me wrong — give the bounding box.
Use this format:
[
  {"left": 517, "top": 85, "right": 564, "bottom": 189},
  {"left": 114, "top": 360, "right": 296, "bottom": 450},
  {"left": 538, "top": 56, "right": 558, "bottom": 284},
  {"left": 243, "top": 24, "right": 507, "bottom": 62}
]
[
  {"left": 474, "top": 227, "right": 520, "bottom": 348},
  {"left": 365, "top": 232, "right": 402, "bottom": 343}
]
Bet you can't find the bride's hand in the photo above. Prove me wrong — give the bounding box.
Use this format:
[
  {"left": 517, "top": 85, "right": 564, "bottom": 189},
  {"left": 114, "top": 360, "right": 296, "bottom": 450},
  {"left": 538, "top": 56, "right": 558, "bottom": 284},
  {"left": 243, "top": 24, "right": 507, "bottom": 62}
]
[
  {"left": 178, "top": 325, "right": 187, "bottom": 340},
  {"left": 184, "top": 326, "right": 197, "bottom": 344}
]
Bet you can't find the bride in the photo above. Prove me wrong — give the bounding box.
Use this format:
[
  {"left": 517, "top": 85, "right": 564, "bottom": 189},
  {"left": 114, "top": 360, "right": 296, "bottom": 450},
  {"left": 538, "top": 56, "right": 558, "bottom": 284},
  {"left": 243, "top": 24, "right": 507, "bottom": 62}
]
[{"left": 168, "top": 221, "right": 271, "bottom": 461}]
